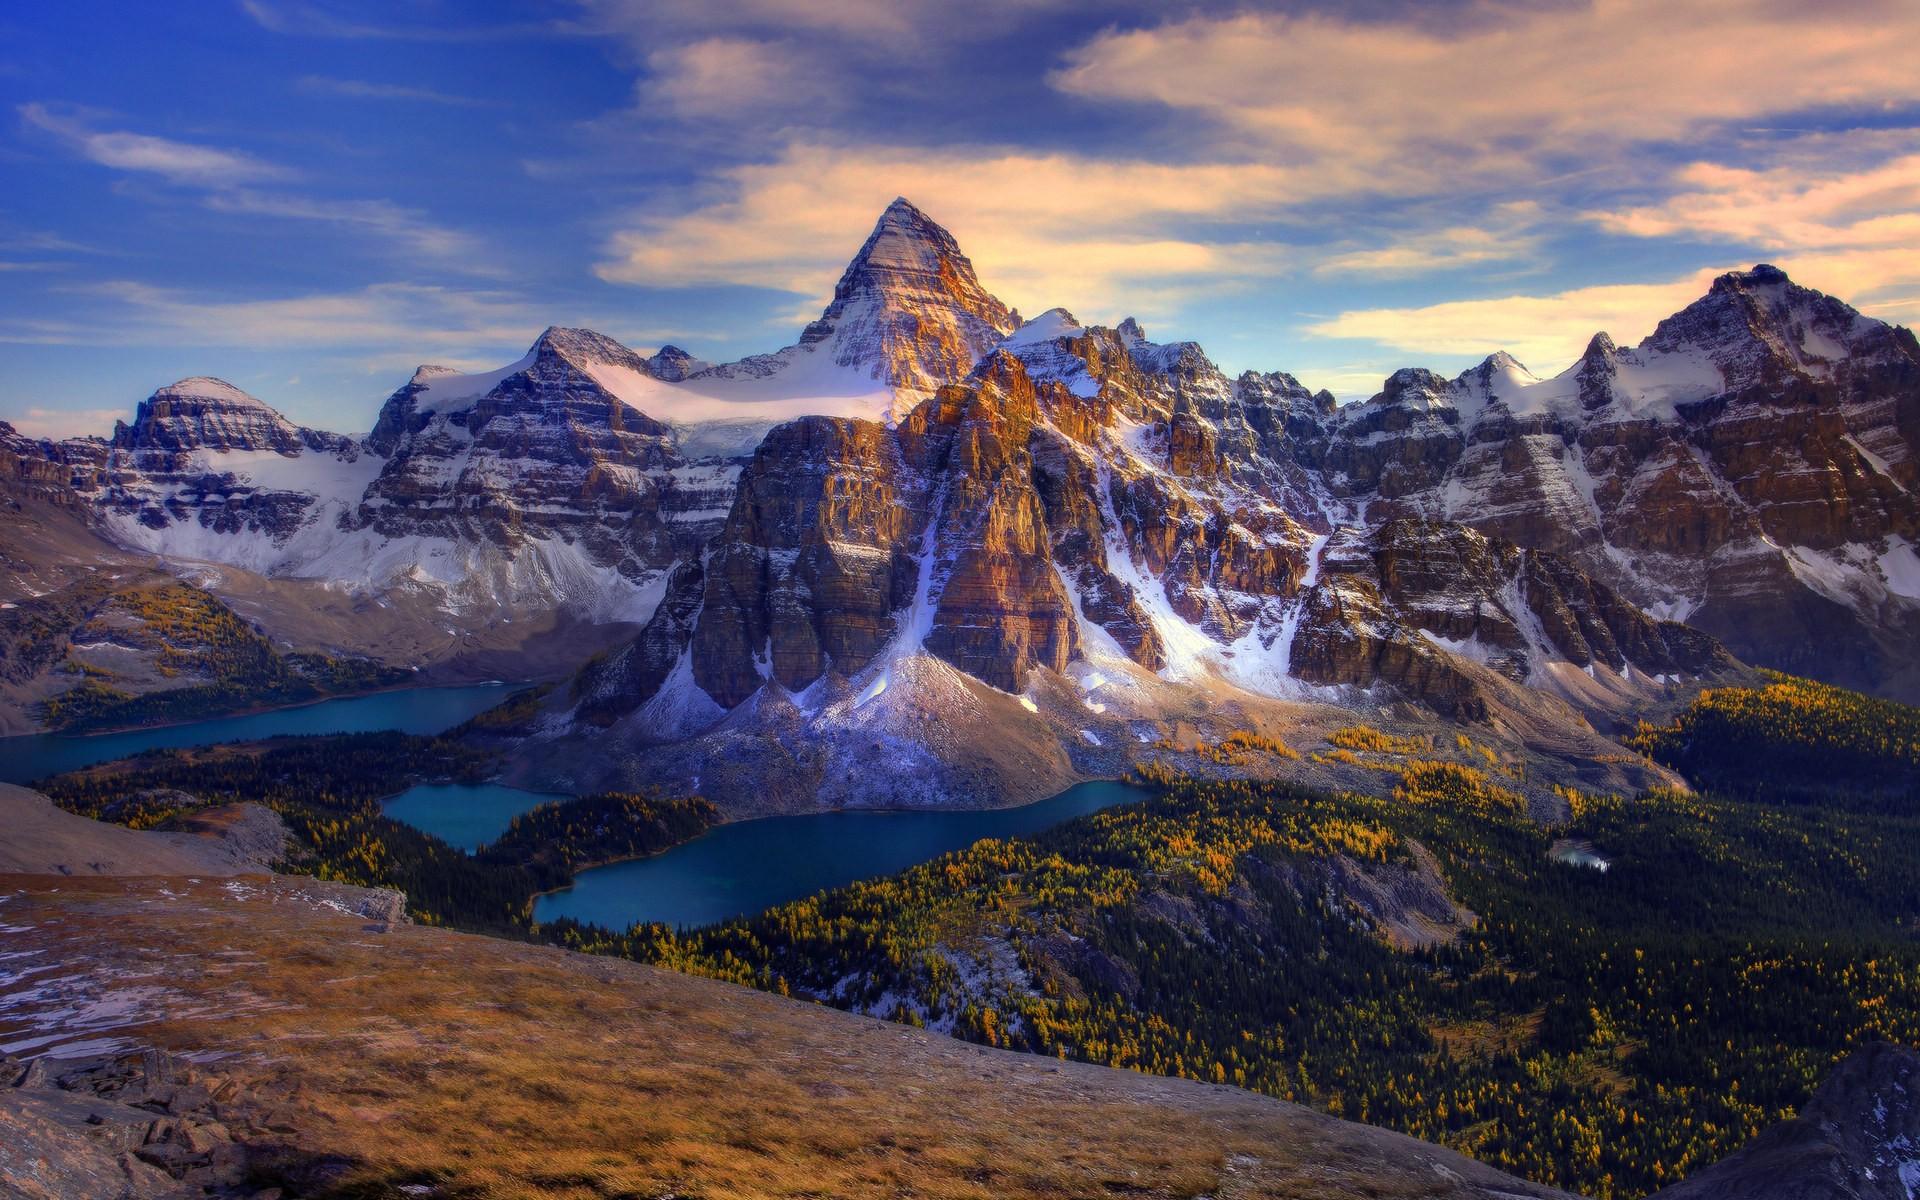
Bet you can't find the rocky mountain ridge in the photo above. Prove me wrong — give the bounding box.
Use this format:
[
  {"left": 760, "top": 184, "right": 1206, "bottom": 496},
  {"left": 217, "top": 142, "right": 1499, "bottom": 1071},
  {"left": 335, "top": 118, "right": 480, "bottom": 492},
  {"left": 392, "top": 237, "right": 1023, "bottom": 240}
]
[{"left": 6, "top": 200, "right": 1917, "bottom": 803}]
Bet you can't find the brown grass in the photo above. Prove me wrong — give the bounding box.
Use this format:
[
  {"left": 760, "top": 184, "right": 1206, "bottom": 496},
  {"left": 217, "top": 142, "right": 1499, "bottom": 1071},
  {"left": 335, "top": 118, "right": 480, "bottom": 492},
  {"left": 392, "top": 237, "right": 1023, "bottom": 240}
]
[{"left": 0, "top": 875, "right": 1567, "bottom": 1200}]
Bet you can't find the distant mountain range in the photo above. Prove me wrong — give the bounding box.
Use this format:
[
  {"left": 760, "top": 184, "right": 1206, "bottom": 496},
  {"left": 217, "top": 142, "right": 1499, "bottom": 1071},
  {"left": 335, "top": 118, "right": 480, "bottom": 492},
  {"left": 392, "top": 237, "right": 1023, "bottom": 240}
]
[{"left": 4, "top": 198, "right": 1917, "bottom": 806}]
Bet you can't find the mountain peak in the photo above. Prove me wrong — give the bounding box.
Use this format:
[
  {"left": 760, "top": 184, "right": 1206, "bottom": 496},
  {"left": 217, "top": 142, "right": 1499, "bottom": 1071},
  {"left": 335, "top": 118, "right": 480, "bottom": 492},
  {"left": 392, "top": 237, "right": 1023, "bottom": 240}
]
[
  {"left": 778, "top": 198, "right": 1019, "bottom": 395},
  {"left": 1645, "top": 263, "right": 1890, "bottom": 382},
  {"left": 822, "top": 197, "right": 990, "bottom": 291},
  {"left": 1710, "top": 263, "right": 1793, "bottom": 295},
  {"left": 530, "top": 326, "right": 646, "bottom": 369},
  {"left": 153, "top": 377, "right": 270, "bottom": 408},
  {"left": 115, "top": 377, "right": 313, "bottom": 454}
]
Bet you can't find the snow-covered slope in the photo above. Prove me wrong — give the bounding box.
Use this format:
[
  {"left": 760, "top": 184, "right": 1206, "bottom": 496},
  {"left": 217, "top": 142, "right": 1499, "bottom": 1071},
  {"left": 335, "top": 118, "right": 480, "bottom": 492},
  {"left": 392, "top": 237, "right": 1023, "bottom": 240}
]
[
  {"left": 35, "top": 203, "right": 1920, "bottom": 796},
  {"left": 1296, "top": 265, "right": 1920, "bottom": 696},
  {"left": 680, "top": 197, "right": 1022, "bottom": 423}
]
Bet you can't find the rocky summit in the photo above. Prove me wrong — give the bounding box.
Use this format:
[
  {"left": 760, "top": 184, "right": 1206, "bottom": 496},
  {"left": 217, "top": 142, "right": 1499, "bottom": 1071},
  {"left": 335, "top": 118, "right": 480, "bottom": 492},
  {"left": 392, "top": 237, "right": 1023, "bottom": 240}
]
[{"left": 5, "top": 200, "right": 1919, "bottom": 807}]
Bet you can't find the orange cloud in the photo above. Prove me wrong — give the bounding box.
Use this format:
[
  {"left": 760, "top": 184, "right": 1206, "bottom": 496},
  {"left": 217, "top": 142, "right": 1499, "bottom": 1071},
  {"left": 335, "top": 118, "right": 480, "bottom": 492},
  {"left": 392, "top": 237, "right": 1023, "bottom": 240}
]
[
  {"left": 1052, "top": 1, "right": 1920, "bottom": 183},
  {"left": 596, "top": 145, "right": 1305, "bottom": 321}
]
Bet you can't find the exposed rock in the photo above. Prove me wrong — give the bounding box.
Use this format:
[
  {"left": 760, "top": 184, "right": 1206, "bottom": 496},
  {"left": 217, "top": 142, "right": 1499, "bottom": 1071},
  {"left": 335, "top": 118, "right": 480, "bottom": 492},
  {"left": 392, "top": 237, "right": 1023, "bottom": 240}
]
[
  {"left": 1650, "top": 1041, "right": 1920, "bottom": 1200},
  {"left": 692, "top": 197, "right": 1021, "bottom": 411},
  {"left": 1294, "top": 266, "right": 1920, "bottom": 699}
]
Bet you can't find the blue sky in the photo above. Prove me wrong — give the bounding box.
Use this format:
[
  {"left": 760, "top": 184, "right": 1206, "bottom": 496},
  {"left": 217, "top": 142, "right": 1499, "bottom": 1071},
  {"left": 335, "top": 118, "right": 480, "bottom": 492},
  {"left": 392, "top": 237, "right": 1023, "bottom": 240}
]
[{"left": 3, "top": 0, "right": 1919, "bottom": 437}]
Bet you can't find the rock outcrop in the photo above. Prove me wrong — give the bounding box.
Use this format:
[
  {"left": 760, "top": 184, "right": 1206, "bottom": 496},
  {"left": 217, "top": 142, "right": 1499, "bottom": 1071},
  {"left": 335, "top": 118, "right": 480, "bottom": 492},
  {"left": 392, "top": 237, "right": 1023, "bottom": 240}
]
[
  {"left": 14, "top": 200, "right": 1920, "bottom": 802},
  {"left": 1294, "top": 267, "right": 1920, "bottom": 698},
  {"left": 692, "top": 197, "right": 1022, "bottom": 412},
  {"left": 1650, "top": 1042, "right": 1920, "bottom": 1200}
]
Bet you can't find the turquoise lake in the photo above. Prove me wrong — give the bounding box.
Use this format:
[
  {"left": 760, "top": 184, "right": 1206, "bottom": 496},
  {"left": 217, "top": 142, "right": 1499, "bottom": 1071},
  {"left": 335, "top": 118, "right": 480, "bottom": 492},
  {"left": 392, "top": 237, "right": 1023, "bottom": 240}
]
[
  {"left": 381, "top": 781, "right": 567, "bottom": 852},
  {"left": 532, "top": 780, "right": 1155, "bottom": 932},
  {"left": 0, "top": 683, "right": 515, "bottom": 783},
  {"left": 0, "top": 684, "right": 1158, "bottom": 937}
]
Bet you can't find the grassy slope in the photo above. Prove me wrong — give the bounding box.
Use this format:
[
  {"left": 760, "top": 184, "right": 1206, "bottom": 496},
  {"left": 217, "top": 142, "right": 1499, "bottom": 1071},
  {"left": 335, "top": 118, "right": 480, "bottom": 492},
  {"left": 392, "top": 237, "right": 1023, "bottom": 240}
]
[
  {"left": 555, "top": 710, "right": 1920, "bottom": 1198},
  {"left": 0, "top": 872, "right": 1570, "bottom": 1200}
]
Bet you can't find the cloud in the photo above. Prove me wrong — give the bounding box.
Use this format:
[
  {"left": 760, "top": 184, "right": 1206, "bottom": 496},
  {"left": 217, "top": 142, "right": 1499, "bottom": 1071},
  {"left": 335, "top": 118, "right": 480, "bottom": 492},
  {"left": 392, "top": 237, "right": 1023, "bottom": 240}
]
[
  {"left": 576, "top": 0, "right": 1055, "bottom": 47},
  {"left": 6, "top": 280, "right": 541, "bottom": 360},
  {"left": 1305, "top": 269, "right": 1729, "bottom": 375},
  {"left": 20, "top": 103, "right": 289, "bottom": 187},
  {"left": 18, "top": 103, "right": 484, "bottom": 267},
  {"left": 640, "top": 38, "right": 837, "bottom": 120},
  {"left": 239, "top": 0, "right": 558, "bottom": 41},
  {"left": 1592, "top": 148, "right": 1920, "bottom": 250},
  {"left": 205, "top": 191, "right": 485, "bottom": 261},
  {"left": 1313, "top": 202, "right": 1546, "bottom": 277},
  {"left": 295, "top": 76, "right": 489, "bottom": 106},
  {"left": 3, "top": 406, "right": 127, "bottom": 440},
  {"left": 1586, "top": 137, "right": 1920, "bottom": 304},
  {"left": 596, "top": 143, "right": 1313, "bottom": 320},
  {"left": 1052, "top": 1, "right": 1920, "bottom": 187},
  {"left": 1572, "top": 124, "right": 1920, "bottom": 323}
]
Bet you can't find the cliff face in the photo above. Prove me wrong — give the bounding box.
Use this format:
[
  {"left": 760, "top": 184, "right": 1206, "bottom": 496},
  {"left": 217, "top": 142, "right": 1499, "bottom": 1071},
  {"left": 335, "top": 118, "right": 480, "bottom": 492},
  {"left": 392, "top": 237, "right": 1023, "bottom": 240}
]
[
  {"left": 558, "top": 307, "right": 1731, "bottom": 812},
  {"left": 20, "top": 198, "right": 1920, "bottom": 800},
  {"left": 692, "top": 198, "right": 1021, "bottom": 412},
  {"left": 1650, "top": 1042, "right": 1920, "bottom": 1200},
  {"left": 1293, "top": 267, "right": 1920, "bottom": 698}
]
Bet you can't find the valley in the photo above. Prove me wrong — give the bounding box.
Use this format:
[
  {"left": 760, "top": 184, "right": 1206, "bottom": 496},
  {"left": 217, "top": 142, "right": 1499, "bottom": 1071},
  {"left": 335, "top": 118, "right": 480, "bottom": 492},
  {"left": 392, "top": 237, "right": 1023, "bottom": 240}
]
[{"left": 4, "top": 194, "right": 1920, "bottom": 1200}]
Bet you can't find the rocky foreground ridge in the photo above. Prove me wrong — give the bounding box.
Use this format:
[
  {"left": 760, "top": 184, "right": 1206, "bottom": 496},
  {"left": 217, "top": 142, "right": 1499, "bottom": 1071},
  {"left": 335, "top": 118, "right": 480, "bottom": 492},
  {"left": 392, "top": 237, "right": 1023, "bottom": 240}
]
[{"left": 4, "top": 199, "right": 1918, "bottom": 799}]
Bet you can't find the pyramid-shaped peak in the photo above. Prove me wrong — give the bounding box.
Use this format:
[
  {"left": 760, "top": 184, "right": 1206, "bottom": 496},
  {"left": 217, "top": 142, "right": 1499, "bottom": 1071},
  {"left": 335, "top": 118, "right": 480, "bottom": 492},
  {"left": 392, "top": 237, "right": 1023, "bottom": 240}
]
[
  {"left": 845, "top": 196, "right": 976, "bottom": 276},
  {"left": 769, "top": 196, "right": 1020, "bottom": 397},
  {"left": 880, "top": 195, "right": 931, "bottom": 224},
  {"left": 1479, "top": 350, "right": 1534, "bottom": 376}
]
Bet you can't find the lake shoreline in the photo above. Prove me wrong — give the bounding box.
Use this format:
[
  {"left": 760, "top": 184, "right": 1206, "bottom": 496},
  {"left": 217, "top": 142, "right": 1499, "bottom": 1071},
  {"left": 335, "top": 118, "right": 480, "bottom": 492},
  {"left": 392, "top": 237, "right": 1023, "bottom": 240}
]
[
  {"left": 530, "top": 779, "right": 1161, "bottom": 933},
  {"left": 0, "top": 682, "right": 525, "bottom": 785},
  {"left": 31, "top": 677, "right": 526, "bottom": 741}
]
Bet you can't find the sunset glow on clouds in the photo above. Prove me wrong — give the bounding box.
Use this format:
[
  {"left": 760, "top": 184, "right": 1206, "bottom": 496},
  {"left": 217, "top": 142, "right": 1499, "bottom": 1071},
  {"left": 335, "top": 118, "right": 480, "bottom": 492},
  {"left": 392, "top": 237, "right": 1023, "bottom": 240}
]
[{"left": 2, "top": 0, "right": 1919, "bottom": 432}]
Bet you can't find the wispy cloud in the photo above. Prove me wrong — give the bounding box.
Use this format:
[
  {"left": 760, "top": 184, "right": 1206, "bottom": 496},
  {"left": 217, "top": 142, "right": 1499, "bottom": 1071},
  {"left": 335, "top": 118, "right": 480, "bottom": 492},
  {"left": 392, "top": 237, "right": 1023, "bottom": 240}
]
[
  {"left": 1313, "top": 202, "right": 1547, "bottom": 278},
  {"left": 20, "top": 103, "right": 290, "bottom": 187},
  {"left": 239, "top": 0, "right": 560, "bottom": 41},
  {"left": 4, "top": 406, "right": 127, "bottom": 440},
  {"left": 55, "top": 280, "right": 540, "bottom": 355},
  {"left": 1052, "top": 2, "right": 1920, "bottom": 188},
  {"left": 1586, "top": 135, "right": 1920, "bottom": 301},
  {"left": 640, "top": 38, "right": 838, "bottom": 121},
  {"left": 1305, "top": 269, "right": 1730, "bottom": 376},
  {"left": 18, "top": 103, "right": 486, "bottom": 268},
  {"left": 205, "top": 190, "right": 485, "bottom": 261},
  {"left": 295, "top": 75, "right": 490, "bottom": 107}
]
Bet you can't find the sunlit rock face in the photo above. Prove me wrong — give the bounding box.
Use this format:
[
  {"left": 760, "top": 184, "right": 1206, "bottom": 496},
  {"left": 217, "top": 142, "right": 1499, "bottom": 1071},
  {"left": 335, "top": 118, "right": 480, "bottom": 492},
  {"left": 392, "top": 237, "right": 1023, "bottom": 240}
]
[
  {"left": 94, "top": 378, "right": 363, "bottom": 543},
  {"left": 41, "top": 201, "right": 1920, "bottom": 759},
  {"left": 689, "top": 198, "right": 1023, "bottom": 418},
  {"left": 1289, "top": 266, "right": 1920, "bottom": 697}
]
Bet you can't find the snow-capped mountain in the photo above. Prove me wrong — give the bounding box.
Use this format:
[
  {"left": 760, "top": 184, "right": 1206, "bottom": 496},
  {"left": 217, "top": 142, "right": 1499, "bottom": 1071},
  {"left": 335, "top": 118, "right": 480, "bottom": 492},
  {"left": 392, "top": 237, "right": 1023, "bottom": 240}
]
[
  {"left": 681, "top": 197, "right": 1022, "bottom": 423},
  {"left": 11, "top": 199, "right": 1920, "bottom": 805},
  {"left": 1293, "top": 265, "right": 1920, "bottom": 698},
  {"left": 534, "top": 308, "right": 1733, "bottom": 812}
]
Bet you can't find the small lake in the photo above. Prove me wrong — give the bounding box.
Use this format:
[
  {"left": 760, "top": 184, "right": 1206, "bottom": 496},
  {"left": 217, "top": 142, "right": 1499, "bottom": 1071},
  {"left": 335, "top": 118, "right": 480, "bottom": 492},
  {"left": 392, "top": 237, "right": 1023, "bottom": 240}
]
[
  {"left": 0, "top": 683, "right": 516, "bottom": 783},
  {"left": 1550, "top": 839, "right": 1612, "bottom": 872},
  {"left": 533, "top": 780, "right": 1155, "bottom": 932},
  {"left": 382, "top": 781, "right": 567, "bottom": 852}
]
